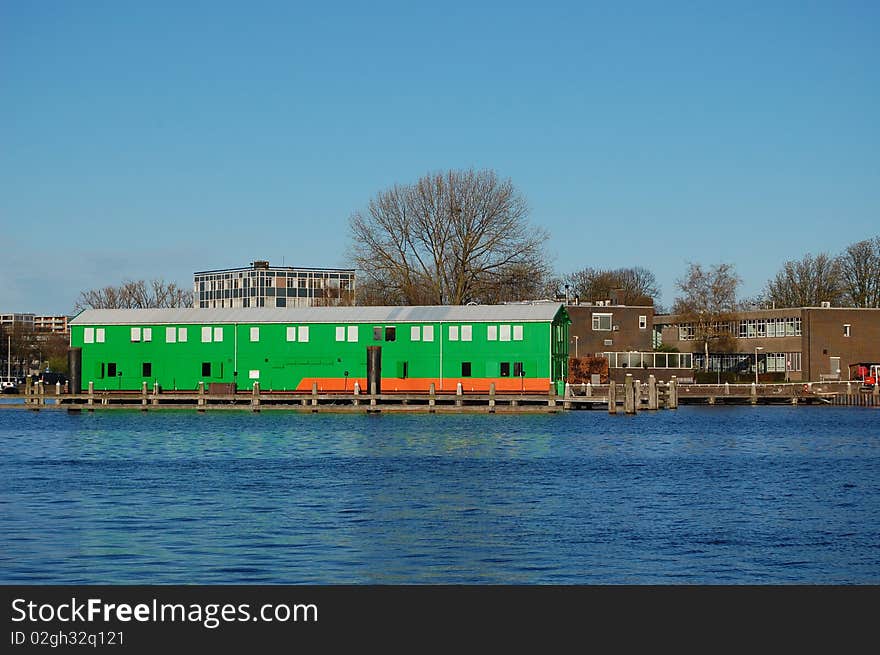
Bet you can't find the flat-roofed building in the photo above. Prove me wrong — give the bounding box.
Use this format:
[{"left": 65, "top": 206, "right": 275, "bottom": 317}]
[
  {"left": 34, "top": 315, "right": 71, "bottom": 335},
  {"left": 655, "top": 306, "right": 880, "bottom": 382},
  {"left": 0, "top": 313, "right": 35, "bottom": 328},
  {"left": 194, "top": 260, "right": 356, "bottom": 309}
]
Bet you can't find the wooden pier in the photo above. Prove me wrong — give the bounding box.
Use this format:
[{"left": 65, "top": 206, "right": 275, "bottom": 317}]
[{"left": 6, "top": 376, "right": 877, "bottom": 413}]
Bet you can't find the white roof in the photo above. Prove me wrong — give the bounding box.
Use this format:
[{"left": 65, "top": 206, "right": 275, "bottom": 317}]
[{"left": 70, "top": 304, "right": 566, "bottom": 326}]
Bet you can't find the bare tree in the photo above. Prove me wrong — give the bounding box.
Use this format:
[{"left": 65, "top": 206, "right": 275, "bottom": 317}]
[
  {"left": 349, "top": 169, "right": 550, "bottom": 305},
  {"left": 763, "top": 252, "right": 843, "bottom": 308},
  {"left": 559, "top": 266, "right": 659, "bottom": 305},
  {"left": 75, "top": 279, "right": 192, "bottom": 311},
  {"left": 672, "top": 263, "right": 741, "bottom": 370},
  {"left": 838, "top": 237, "right": 880, "bottom": 308}
]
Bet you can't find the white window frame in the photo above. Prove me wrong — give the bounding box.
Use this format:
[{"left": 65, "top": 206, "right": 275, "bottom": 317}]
[
  {"left": 347, "top": 325, "right": 358, "bottom": 342},
  {"left": 843, "top": 324, "right": 851, "bottom": 337},
  {"left": 335, "top": 326, "right": 346, "bottom": 342},
  {"left": 298, "top": 325, "right": 309, "bottom": 342},
  {"left": 213, "top": 327, "right": 224, "bottom": 342},
  {"left": 449, "top": 325, "right": 459, "bottom": 341},
  {"left": 250, "top": 327, "right": 260, "bottom": 342},
  {"left": 411, "top": 326, "right": 421, "bottom": 341},
  {"left": 249, "top": 370, "right": 260, "bottom": 379},
  {"left": 592, "top": 313, "right": 612, "bottom": 331},
  {"left": 96, "top": 328, "right": 105, "bottom": 343},
  {"left": 639, "top": 315, "right": 647, "bottom": 330},
  {"left": 487, "top": 325, "right": 498, "bottom": 341},
  {"left": 500, "top": 325, "right": 511, "bottom": 341},
  {"left": 202, "top": 326, "right": 212, "bottom": 343},
  {"left": 423, "top": 325, "right": 434, "bottom": 342},
  {"left": 84, "top": 328, "right": 94, "bottom": 344},
  {"left": 143, "top": 327, "right": 152, "bottom": 342},
  {"left": 131, "top": 327, "right": 141, "bottom": 342},
  {"left": 287, "top": 326, "right": 297, "bottom": 342},
  {"left": 178, "top": 327, "right": 188, "bottom": 343},
  {"left": 461, "top": 325, "right": 472, "bottom": 342},
  {"left": 512, "top": 325, "right": 523, "bottom": 341},
  {"left": 166, "top": 327, "right": 176, "bottom": 343}
]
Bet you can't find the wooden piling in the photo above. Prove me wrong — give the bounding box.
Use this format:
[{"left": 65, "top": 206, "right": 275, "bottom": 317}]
[
  {"left": 624, "top": 374, "right": 635, "bottom": 414},
  {"left": 489, "top": 382, "right": 496, "bottom": 412},
  {"left": 608, "top": 381, "right": 616, "bottom": 414},
  {"left": 750, "top": 382, "right": 758, "bottom": 405},
  {"left": 429, "top": 383, "right": 436, "bottom": 410},
  {"left": 668, "top": 376, "right": 678, "bottom": 409},
  {"left": 648, "top": 375, "right": 658, "bottom": 410},
  {"left": 548, "top": 382, "right": 556, "bottom": 409},
  {"left": 252, "top": 382, "right": 260, "bottom": 411}
]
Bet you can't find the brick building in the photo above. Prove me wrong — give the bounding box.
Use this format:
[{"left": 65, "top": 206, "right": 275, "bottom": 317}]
[{"left": 654, "top": 306, "right": 880, "bottom": 382}]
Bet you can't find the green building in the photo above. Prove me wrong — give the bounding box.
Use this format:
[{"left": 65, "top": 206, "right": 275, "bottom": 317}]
[{"left": 69, "top": 304, "right": 570, "bottom": 393}]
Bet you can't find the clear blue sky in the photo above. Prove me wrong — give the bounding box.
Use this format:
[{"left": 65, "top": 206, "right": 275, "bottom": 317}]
[{"left": 2, "top": 1, "right": 878, "bottom": 314}]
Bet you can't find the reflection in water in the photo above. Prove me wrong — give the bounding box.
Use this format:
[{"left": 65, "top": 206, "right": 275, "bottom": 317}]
[{"left": 1, "top": 407, "right": 879, "bottom": 583}]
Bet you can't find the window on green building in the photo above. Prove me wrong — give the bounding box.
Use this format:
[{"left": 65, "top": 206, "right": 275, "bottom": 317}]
[
  {"left": 500, "top": 362, "right": 510, "bottom": 377},
  {"left": 108, "top": 363, "right": 117, "bottom": 377},
  {"left": 202, "top": 362, "right": 211, "bottom": 377},
  {"left": 461, "top": 362, "right": 472, "bottom": 377},
  {"left": 385, "top": 326, "right": 396, "bottom": 341},
  {"left": 373, "top": 327, "right": 382, "bottom": 341},
  {"left": 142, "top": 363, "right": 152, "bottom": 377}
]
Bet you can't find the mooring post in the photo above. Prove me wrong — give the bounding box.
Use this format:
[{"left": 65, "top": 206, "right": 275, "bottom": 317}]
[
  {"left": 648, "top": 375, "right": 658, "bottom": 410},
  {"left": 724, "top": 381, "right": 730, "bottom": 395},
  {"left": 37, "top": 381, "right": 44, "bottom": 407},
  {"left": 88, "top": 380, "right": 94, "bottom": 406},
  {"left": 312, "top": 381, "right": 318, "bottom": 407},
  {"left": 634, "top": 378, "right": 642, "bottom": 413},
  {"left": 55, "top": 381, "right": 61, "bottom": 396},
  {"left": 370, "top": 381, "right": 377, "bottom": 407},
  {"left": 25, "top": 376, "right": 32, "bottom": 405},
  {"left": 142, "top": 381, "right": 148, "bottom": 406},
  {"left": 489, "top": 382, "right": 496, "bottom": 412},
  {"left": 668, "top": 376, "right": 678, "bottom": 409},
  {"left": 548, "top": 381, "right": 556, "bottom": 408},
  {"left": 874, "top": 381, "right": 879, "bottom": 397},
  {"left": 608, "top": 380, "right": 616, "bottom": 414},
  {"left": 563, "top": 382, "right": 571, "bottom": 410},
  {"left": 585, "top": 382, "right": 592, "bottom": 397},
  {"left": 429, "top": 382, "right": 436, "bottom": 410},
  {"left": 353, "top": 381, "right": 360, "bottom": 406},
  {"left": 456, "top": 382, "right": 463, "bottom": 407},
  {"left": 624, "top": 374, "right": 634, "bottom": 414},
  {"left": 198, "top": 381, "right": 205, "bottom": 407},
  {"left": 750, "top": 382, "right": 758, "bottom": 405},
  {"left": 252, "top": 381, "right": 260, "bottom": 410},
  {"left": 152, "top": 381, "right": 159, "bottom": 406}
]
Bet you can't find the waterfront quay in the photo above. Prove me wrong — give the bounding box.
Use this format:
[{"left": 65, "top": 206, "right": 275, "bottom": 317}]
[{"left": 10, "top": 376, "right": 878, "bottom": 413}]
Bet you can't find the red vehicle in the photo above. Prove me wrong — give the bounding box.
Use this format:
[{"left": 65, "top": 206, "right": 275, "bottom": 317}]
[{"left": 849, "top": 363, "right": 880, "bottom": 389}]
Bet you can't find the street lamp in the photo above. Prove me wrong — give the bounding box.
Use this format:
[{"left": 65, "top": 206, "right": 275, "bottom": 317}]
[
  {"left": 572, "top": 335, "right": 579, "bottom": 358},
  {"left": 754, "top": 346, "right": 763, "bottom": 385}
]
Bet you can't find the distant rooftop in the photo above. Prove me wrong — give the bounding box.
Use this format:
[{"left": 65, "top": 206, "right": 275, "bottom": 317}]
[{"left": 194, "top": 260, "right": 355, "bottom": 275}]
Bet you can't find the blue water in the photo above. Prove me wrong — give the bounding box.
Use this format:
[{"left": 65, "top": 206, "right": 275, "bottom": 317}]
[{"left": 1, "top": 407, "right": 878, "bottom": 584}]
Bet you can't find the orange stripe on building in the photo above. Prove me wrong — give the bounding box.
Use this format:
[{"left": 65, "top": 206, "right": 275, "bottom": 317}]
[{"left": 295, "top": 377, "right": 552, "bottom": 393}]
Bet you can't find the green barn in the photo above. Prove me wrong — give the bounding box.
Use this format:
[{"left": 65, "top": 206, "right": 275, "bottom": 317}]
[{"left": 69, "top": 304, "right": 570, "bottom": 393}]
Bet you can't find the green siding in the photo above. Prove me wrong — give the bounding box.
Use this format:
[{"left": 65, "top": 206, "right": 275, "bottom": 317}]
[{"left": 71, "top": 309, "right": 570, "bottom": 392}]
